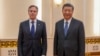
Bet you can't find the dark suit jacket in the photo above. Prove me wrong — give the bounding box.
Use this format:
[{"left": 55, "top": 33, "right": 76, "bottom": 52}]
[
  {"left": 54, "top": 18, "right": 85, "bottom": 56},
  {"left": 18, "top": 20, "right": 47, "bottom": 56}
]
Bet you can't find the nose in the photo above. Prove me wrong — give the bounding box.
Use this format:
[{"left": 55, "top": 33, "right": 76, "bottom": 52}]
[
  {"left": 32, "top": 11, "right": 34, "bottom": 13},
  {"left": 66, "top": 11, "right": 69, "bottom": 14}
]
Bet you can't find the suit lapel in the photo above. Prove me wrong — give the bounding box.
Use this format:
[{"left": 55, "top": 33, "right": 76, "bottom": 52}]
[
  {"left": 59, "top": 19, "right": 65, "bottom": 38},
  {"left": 66, "top": 18, "right": 75, "bottom": 38},
  {"left": 35, "top": 20, "right": 41, "bottom": 35},
  {"left": 25, "top": 20, "right": 30, "bottom": 34}
]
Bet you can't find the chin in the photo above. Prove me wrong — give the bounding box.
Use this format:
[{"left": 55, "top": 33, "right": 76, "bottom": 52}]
[
  {"left": 65, "top": 18, "right": 70, "bottom": 20},
  {"left": 30, "top": 18, "right": 35, "bottom": 20}
]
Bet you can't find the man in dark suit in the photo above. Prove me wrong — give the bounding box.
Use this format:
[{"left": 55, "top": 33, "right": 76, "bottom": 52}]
[
  {"left": 18, "top": 5, "right": 47, "bottom": 56},
  {"left": 54, "top": 3, "right": 85, "bottom": 56}
]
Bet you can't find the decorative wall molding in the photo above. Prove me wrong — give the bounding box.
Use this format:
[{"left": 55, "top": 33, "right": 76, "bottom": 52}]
[
  {"left": 0, "top": 37, "right": 100, "bottom": 56},
  {"left": 0, "top": 37, "right": 100, "bottom": 48},
  {"left": 0, "top": 40, "right": 17, "bottom": 48},
  {"left": 86, "top": 36, "right": 100, "bottom": 44}
]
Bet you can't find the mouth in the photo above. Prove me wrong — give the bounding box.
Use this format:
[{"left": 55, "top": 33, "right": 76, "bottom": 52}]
[
  {"left": 65, "top": 15, "right": 70, "bottom": 17},
  {"left": 64, "top": 15, "right": 71, "bottom": 18}
]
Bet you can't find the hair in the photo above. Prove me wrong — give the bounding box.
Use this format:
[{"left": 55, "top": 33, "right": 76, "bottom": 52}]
[
  {"left": 28, "top": 5, "right": 38, "bottom": 11},
  {"left": 62, "top": 3, "right": 74, "bottom": 10}
]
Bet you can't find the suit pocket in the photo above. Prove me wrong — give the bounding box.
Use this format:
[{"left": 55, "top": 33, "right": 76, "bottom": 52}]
[
  {"left": 64, "top": 40, "right": 78, "bottom": 51},
  {"left": 64, "top": 47, "right": 78, "bottom": 56}
]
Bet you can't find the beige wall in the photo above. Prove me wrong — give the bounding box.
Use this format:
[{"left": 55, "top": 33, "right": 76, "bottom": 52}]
[
  {"left": 0, "top": 0, "right": 100, "bottom": 56},
  {"left": 0, "top": 1, "right": 98, "bottom": 55},
  {"left": 66, "top": 0, "right": 94, "bottom": 37},
  {"left": 0, "top": 0, "right": 97, "bottom": 39},
  {"left": 43, "top": 0, "right": 95, "bottom": 38},
  {"left": 0, "top": 0, "right": 41, "bottom": 39}
]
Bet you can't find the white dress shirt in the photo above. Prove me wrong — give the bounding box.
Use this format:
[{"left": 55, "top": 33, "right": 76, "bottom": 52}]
[
  {"left": 29, "top": 19, "right": 37, "bottom": 32},
  {"left": 64, "top": 18, "right": 72, "bottom": 29}
]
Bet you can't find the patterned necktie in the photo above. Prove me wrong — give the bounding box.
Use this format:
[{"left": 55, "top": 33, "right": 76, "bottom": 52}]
[
  {"left": 31, "top": 21, "right": 34, "bottom": 37},
  {"left": 64, "top": 22, "right": 68, "bottom": 36}
]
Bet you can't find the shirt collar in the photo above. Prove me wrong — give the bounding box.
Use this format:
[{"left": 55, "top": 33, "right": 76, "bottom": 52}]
[
  {"left": 29, "top": 19, "right": 37, "bottom": 23},
  {"left": 64, "top": 18, "right": 72, "bottom": 24}
]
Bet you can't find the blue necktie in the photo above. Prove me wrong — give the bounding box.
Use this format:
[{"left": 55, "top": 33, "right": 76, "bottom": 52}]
[
  {"left": 31, "top": 21, "right": 34, "bottom": 37},
  {"left": 64, "top": 22, "right": 68, "bottom": 36}
]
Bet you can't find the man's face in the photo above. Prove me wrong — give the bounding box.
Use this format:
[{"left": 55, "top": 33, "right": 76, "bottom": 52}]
[
  {"left": 28, "top": 7, "right": 38, "bottom": 20},
  {"left": 62, "top": 6, "right": 73, "bottom": 20}
]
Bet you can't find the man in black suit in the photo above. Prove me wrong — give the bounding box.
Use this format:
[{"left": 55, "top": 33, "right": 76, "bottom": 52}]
[
  {"left": 18, "top": 5, "right": 47, "bottom": 56},
  {"left": 54, "top": 3, "right": 85, "bottom": 56}
]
